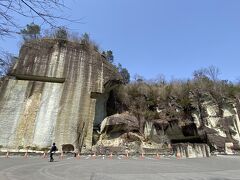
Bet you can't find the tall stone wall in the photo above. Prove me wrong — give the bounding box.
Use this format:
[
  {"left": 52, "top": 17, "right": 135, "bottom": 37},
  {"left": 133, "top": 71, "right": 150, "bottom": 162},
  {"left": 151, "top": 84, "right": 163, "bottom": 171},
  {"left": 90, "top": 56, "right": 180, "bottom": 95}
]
[{"left": 0, "top": 39, "right": 121, "bottom": 151}]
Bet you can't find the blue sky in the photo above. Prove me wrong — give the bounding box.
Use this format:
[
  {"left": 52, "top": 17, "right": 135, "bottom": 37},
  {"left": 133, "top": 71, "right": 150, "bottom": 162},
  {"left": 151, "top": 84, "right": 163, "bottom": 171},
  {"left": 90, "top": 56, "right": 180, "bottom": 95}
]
[{"left": 2, "top": 0, "right": 240, "bottom": 81}]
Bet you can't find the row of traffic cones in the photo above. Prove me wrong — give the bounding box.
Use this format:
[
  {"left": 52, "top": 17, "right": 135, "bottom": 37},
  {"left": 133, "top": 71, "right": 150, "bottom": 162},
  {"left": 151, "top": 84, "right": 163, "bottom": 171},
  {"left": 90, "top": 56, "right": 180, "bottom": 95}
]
[
  {"left": 4, "top": 151, "right": 29, "bottom": 158},
  {"left": 89, "top": 152, "right": 161, "bottom": 160},
  {"left": 24, "top": 151, "right": 29, "bottom": 158},
  {"left": 42, "top": 152, "right": 47, "bottom": 159},
  {"left": 4, "top": 151, "right": 65, "bottom": 159},
  {"left": 4, "top": 151, "right": 173, "bottom": 160},
  {"left": 4, "top": 151, "right": 51, "bottom": 159}
]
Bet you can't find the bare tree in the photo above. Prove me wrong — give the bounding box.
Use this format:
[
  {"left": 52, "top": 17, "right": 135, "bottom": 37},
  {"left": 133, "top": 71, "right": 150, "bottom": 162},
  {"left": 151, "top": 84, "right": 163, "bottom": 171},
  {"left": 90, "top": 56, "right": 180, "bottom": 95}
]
[
  {"left": 193, "top": 66, "right": 220, "bottom": 82},
  {"left": 206, "top": 66, "right": 220, "bottom": 82},
  {"left": 0, "top": 0, "right": 77, "bottom": 37},
  {"left": 0, "top": 52, "right": 16, "bottom": 77}
]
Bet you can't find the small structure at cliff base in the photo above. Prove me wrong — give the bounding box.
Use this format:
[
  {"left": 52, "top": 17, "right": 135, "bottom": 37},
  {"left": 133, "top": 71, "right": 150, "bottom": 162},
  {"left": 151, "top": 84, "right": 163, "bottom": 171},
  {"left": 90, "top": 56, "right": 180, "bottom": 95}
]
[{"left": 0, "top": 39, "right": 122, "bottom": 152}]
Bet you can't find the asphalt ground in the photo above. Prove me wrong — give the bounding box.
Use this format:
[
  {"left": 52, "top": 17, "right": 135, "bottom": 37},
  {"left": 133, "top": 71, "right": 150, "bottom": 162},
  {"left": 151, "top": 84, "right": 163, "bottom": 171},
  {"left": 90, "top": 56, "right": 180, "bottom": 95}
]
[{"left": 0, "top": 155, "right": 240, "bottom": 180}]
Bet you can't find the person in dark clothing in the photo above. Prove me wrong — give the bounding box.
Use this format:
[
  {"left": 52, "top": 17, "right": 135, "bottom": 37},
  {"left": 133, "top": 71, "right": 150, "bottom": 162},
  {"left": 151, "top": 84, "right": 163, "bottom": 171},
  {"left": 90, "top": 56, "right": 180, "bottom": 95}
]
[{"left": 50, "top": 142, "right": 58, "bottom": 162}]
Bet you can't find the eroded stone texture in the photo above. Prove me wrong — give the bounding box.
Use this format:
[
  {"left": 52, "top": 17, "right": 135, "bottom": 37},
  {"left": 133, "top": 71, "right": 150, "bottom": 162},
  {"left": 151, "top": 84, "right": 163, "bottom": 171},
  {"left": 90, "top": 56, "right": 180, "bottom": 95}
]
[
  {"left": 191, "top": 95, "right": 240, "bottom": 152},
  {"left": 173, "top": 143, "right": 210, "bottom": 158},
  {"left": 0, "top": 39, "right": 121, "bottom": 151},
  {"left": 143, "top": 93, "right": 240, "bottom": 154},
  {"left": 96, "top": 92, "right": 240, "bottom": 156},
  {"left": 100, "top": 112, "right": 139, "bottom": 134}
]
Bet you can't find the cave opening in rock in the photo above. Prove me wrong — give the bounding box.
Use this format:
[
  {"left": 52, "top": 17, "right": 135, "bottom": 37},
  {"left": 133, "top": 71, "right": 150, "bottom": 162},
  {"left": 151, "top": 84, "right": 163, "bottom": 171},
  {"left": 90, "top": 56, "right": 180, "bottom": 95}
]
[
  {"left": 91, "top": 90, "right": 116, "bottom": 146},
  {"left": 92, "top": 87, "right": 123, "bottom": 146},
  {"left": 106, "top": 90, "right": 120, "bottom": 116},
  {"left": 62, "top": 144, "right": 74, "bottom": 153},
  {"left": 171, "top": 137, "right": 205, "bottom": 144}
]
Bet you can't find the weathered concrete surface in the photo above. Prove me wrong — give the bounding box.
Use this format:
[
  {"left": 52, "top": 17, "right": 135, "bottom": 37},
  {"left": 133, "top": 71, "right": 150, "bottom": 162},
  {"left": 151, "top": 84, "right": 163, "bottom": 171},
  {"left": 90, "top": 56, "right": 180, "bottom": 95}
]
[
  {"left": 0, "top": 156, "right": 240, "bottom": 180},
  {"left": 0, "top": 39, "right": 121, "bottom": 151}
]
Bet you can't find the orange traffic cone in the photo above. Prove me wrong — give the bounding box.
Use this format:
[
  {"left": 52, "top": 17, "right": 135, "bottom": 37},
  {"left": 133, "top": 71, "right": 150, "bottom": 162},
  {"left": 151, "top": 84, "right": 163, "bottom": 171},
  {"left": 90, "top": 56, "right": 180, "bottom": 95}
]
[
  {"left": 109, "top": 152, "right": 113, "bottom": 160},
  {"left": 76, "top": 153, "right": 80, "bottom": 159},
  {"left": 124, "top": 152, "right": 129, "bottom": 159},
  {"left": 59, "top": 152, "right": 64, "bottom": 160},
  {"left": 92, "top": 152, "right": 96, "bottom": 159},
  {"left": 42, "top": 152, "right": 47, "bottom": 159},
  {"left": 5, "top": 151, "right": 9, "bottom": 158},
  {"left": 24, "top": 150, "right": 29, "bottom": 159},
  {"left": 139, "top": 152, "right": 144, "bottom": 160},
  {"left": 176, "top": 152, "right": 181, "bottom": 160}
]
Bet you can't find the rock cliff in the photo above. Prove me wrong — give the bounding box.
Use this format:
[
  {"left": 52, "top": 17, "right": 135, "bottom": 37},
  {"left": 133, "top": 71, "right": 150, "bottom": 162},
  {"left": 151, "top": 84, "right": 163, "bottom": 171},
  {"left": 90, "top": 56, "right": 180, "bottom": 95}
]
[
  {"left": 0, "top": 39, "right": 122, "bottom": 152},
  {"left": 96, "top": 82, "right": 240, "bottom": 156},
  {"left": 1, "top": 39, "right": 239, "bottom": 157}
]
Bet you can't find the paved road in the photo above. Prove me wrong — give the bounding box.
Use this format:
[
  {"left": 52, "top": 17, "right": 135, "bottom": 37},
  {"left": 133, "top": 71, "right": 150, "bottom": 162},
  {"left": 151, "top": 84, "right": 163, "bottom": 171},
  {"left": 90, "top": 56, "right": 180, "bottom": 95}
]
[{"left": 0, "top": 155, "right": 240, "bottom": 180}]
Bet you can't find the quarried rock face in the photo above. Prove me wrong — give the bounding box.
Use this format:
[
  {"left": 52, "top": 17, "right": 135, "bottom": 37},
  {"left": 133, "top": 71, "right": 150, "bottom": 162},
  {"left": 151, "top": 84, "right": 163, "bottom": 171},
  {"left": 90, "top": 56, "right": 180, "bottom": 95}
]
[
  {"left": 0, "top": 39, "right": 121, "bottom": 151},
  {"left": 173, "top": 143, "right": 210, "bottom": 158},
  {"left": 191, "top": 94, "right": 240, "bottom": 153},
  {"left": 96, "top": 92, "right": 240, "bottom": 156},
  {"left": 140, "top": 93, "right": 240, "bottom": 154}
]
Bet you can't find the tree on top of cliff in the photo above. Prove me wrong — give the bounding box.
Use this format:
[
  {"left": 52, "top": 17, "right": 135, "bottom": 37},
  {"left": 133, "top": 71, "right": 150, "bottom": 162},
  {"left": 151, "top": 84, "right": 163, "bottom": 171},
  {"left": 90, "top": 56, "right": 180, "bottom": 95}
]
[
  {"left": 117, "top": 63, "right": 130, "bottom": 84},
  {"left": 81, "top": 33, "right": 90, "bottom": 43},
  {"left": 106, "top": 50, "right": 114, "bottom": 64},
  {"left": 193, "top": 66, "right": 220, "bottom": 82},
  {"left": 20, "top": 23, "right": 41, "bottom": 42},
  {"left": 54, "top": 27, "right": 69, "bottom": 41},
  {"left": 102, "top": 50, "right": 114, "bottom": 63},
  {"left": 102, "top": 51, "right": 130, "bottom": 84}
]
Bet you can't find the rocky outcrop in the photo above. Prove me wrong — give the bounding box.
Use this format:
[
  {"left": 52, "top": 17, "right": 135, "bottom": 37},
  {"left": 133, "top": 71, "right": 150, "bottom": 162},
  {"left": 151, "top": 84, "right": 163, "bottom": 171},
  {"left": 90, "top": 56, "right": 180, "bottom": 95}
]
[
  {"left": 148, "top": 93, "right": 240, "bottom": 152},
  {"left": 191, "top": 93, "right": 240, "bottom": 153},
  {"left": 95, "top": 113, "right": 165, "bottom": 154},
  {"left": 96, "top": 113, "right": 211, "bottom": 157},
  {"left": 96, "top": 91, "right": 240, "bottom": 156},
  {"left": 140, "top": 92, "right": 240, "bottom": 154},
  {"left": 0, "top": 39, "right": 122, "bottom": 151},
  {"left": 100, "top": 112, "right": 139, "bottom": 134},
  {"left": 96, "top": 113, "right": 142, "bottom": 150}
]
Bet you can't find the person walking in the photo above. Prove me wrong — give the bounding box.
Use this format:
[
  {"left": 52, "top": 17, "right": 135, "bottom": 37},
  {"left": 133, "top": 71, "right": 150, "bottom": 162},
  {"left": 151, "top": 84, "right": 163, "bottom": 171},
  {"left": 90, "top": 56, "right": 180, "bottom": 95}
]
[{"left": 50, "top": 142, "right": 58, "bottom": 162}]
